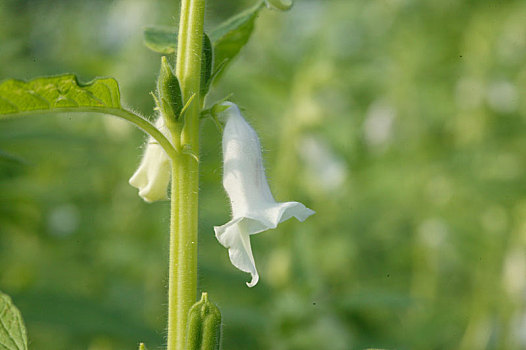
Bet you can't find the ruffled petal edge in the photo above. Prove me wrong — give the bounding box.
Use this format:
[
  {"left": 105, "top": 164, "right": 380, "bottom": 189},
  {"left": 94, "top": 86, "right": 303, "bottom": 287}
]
[
  {"left": 214, "top": 217, "right": 259, "bottom": 287},
  {"left": 214, "top": 201, "right": 314, "bottom": 287}
]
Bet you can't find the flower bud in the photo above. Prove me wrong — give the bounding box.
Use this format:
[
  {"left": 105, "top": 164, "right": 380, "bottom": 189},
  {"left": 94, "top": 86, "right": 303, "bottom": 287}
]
[
  {"left": 157, "top": 56, "right": 183, "bottom": 128},
  {"left": 185, "top": 292, "right": 222, "bottom": 350}
]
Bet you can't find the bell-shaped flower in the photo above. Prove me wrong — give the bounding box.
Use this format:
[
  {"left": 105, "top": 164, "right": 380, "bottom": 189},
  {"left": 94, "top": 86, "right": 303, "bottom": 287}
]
[
  {"left": 214, "top": 102, "right": 315, "bottom": 287},
  {"left": 129, "top": 116, "right": 172, "bottom": 202}
]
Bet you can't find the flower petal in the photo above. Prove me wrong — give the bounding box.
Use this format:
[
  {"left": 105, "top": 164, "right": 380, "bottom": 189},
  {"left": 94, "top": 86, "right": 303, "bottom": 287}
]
[
  {"left": 214, "top": 102, "right": 315, "bottom": 286},
  {"left": 220, "top": 102, "right": 276, "bottom": 218},
  {"left": 214, "top": 218, "right": 259, "bottom": 287},
  {"left": 129, "top": 145, "right": 171, "bottom": 202},
  {"left": 213, "top": 202, "right": 314, "bottom": 287},
  {"left": 129, "top": 116, "right": 172, "bottom": 202},
  {"left": 259, "top": 201, "right": 316, "bottom": 232}
]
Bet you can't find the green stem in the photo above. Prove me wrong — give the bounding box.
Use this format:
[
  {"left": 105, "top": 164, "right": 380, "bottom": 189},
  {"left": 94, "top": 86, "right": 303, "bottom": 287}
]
[{"left": 167, "top": 0, "right": 205, "bottom": 349}]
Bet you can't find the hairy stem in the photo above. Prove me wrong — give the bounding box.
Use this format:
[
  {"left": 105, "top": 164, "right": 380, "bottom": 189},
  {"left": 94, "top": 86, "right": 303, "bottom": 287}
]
[{"left": 167, "top": 0, "right": 205, "bottom": 349}]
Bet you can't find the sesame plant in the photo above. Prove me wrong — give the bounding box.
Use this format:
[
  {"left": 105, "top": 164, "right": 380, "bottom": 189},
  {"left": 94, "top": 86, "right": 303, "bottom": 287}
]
[{"left": 0, "top": 0, "right": 314, "bottom": 349}]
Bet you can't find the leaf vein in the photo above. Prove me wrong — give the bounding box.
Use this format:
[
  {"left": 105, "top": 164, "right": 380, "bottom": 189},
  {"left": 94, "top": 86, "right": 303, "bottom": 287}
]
[
  {"left": 0, "top": 340, "right": 14, "bottom": 350},
  {"left": 0, "top": 298, "right": 24, "bottom": 350},
  {"left": 0, "top": 96, "right": 19, "bottom": 112},
  {"left": 0, "top": 313, "right": 18, "bottom": 350},
  {"left": 26, "top": 90, "right": 51, "bottom": 108},
  {"left": 15, "top": 315, "right": 26, "bottom": 350},
  {"left": 99, "top": 81, "right": 114, "bottom": 107}
]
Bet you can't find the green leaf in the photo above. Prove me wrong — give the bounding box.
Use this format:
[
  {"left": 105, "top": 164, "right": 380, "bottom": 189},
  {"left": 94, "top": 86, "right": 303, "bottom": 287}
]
[
  {"left": 144, "top": 2, "right": 265, "bottom": 93},
  {"left": 143, "top": 26, "right": 178, "bottom": 54},
  {"left": 0, "top": 291, "right": 28, "bottom": 350},
  {"left": 209, "top": 1, "right": 265, "bottom": 84},
  {"left": 200, "top": 33, "right": 214, "bottom": 97},
  {"left": 0, "top": 74, "right": 120, "bottom": 116},
  {"left": 0, "top": 75, "right": 179, "bottom": 160}
]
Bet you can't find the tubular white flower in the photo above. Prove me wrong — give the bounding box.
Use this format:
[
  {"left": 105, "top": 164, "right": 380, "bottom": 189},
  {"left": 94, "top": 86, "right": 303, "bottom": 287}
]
[
  {"left": 214, "top": 102, "right": 315, "bottom": 287},
  {"left": 129, "top": 116, "right": 172, "bottom": 202}
]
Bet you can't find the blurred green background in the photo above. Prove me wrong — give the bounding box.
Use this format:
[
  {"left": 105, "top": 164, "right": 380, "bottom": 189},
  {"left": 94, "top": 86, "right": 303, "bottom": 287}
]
[{"left": 1, "top": 0, "right": 526, "bottom": 349}]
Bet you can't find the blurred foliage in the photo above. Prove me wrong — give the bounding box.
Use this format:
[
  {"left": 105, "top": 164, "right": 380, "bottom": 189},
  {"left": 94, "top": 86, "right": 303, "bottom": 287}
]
[{"left": 1, "top": 0, "right": 526, "bottom": 349}]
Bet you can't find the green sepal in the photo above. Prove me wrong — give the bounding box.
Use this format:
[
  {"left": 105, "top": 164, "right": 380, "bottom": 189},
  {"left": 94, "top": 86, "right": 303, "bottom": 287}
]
[
  {"left": 209, "top": 1, "right": 266, "bottom": 86},
  {"left": 138, "top": 343, "right": 147, "bottom": 350},
  {"left": 200, "top": 33, "right": 214, "bottom": 97},
  {"left": 157, "top": 56, "right": 183, "bottom": 126},
  {"left": 211, "top": 103, "right": 230, "bottom": 117},
  {"left": 265, "top": 0, "right": 293, "bottom": 11},
  {"left": 185, "top": 292, "right": 222, "bottom": 350},
  {"left": 143, "top": 26, "right": 178, "bottom": 54},
  {"left": 0, "top": 291, "right": 28, "bottom": 350},
  {"left": 200, "top": 95, "right": 234, "bottom": 133}
]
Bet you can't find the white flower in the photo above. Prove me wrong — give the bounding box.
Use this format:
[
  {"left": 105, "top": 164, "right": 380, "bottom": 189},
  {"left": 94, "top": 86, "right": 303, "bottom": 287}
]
[
  {"left": 214, "top": 102, "right": 315, "bottom": 287},
  {"left": 129, "top": 116, "right": 172, "bottom": 202}
]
